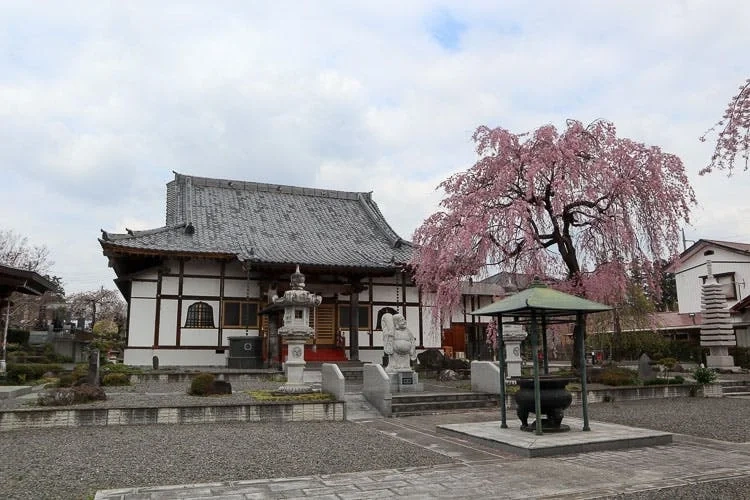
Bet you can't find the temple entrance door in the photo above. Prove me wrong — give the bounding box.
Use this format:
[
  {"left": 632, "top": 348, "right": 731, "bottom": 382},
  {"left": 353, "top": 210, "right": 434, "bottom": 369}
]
[{"left": 314, "top": 303, "right": 336, "bottom": 346}]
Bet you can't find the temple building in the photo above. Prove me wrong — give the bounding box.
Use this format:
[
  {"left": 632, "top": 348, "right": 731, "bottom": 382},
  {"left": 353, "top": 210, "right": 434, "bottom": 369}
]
[{"left": 100, "top": 172, "right": 501, "bottom": 367}]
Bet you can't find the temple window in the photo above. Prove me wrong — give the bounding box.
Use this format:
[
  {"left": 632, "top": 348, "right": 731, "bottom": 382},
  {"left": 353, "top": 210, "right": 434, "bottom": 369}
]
[{"left": 185, "top": 302, "right": 215, "bottom": 328}]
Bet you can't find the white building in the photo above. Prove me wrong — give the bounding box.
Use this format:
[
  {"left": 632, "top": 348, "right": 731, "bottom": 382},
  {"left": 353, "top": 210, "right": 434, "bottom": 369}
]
[
  {"left": 671, "top": 239, "right": 750, "bottom": 346},
  {"left": 100, "top": 173, "right": 500, "bottom": 367}
]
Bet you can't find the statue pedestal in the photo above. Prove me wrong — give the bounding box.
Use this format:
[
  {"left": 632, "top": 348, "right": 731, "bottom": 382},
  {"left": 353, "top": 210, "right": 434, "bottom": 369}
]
[
  {"left": 388, "top": 369, "right": 423, "bottom": 393},
  {"left": 707, "top": 347, "right": 739, "bottom": 371},
  {"left": 278, "top": 337, "right": 313, "bottom": 394},
  {"left": 503, "top": 326, "right": 527, "bottom": 378}
]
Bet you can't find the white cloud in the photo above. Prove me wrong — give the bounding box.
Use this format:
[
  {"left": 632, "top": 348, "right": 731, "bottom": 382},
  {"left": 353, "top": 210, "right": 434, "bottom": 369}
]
[{"left": 1, "top": 1, "right": 749, "bottom": 292}]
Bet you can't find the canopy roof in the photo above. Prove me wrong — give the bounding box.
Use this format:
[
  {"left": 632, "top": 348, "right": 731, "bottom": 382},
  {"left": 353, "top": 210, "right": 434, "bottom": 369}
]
[
  {"left": 470, "top": 279, "right": 611, "bottom": 322},
  {"left": 0, "top": 263, "right": 57, "bottom": 299}
]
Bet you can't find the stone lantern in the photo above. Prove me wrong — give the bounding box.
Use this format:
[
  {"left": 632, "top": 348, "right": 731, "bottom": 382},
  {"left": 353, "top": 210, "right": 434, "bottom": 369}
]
[
  {"left": 502, "top": 323, "right": 527, "bottom": 378},
  {"left": 274, "top": 265, "right": 322, "bottom": 393}
]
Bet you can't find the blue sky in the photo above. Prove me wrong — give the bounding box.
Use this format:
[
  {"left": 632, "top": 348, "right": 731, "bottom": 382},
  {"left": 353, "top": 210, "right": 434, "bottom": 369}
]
[{"left": 1, "top": 1, "right": 749, "bottom": 292}]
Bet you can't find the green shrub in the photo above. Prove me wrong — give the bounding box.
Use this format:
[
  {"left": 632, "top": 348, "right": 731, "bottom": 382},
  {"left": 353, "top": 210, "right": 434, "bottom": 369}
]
[
  {"left": 693, "top": 366, "right": 718, "bottom": 385},
  {"left": 102, "top": 373, "right": 130, "bottom": 386},
  {"left": 56, "top": 374, "right": 75, "bottom": 387},
  {"left": 189, "top": 372, "right": 216, "bottom": 396},
  {"left": 6, "top": 363, "right": 63, "bottom": 384},
  {"left": 729, "top": 347, "right": 750, "bottom": 369},
  {"left": 594, "top": 367, "right": 638, "bottom": 386},
  {"left": 7, "top": 329, "right": 30, "bottom": 345}
]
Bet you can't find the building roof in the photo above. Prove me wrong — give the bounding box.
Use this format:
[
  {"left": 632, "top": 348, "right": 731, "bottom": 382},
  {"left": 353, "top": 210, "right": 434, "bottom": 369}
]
[
  {"left": 0, "top": 263, "right": 57, "bottom": 299},
  {"left": 100, "top": 172, "right": 413, "bottom": 273},
  {"left": 680, "top": 239, "right": 750, "bottom": 262}
]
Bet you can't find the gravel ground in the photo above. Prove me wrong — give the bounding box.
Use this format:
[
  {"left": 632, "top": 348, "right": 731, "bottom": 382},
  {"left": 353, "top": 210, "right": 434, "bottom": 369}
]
[
  {"left": 568, "top": 397, "right": 750, "bottom": 442},
  {"left": 610, "top": 478, "right": 750, "bottom": 499},
  {"left": 0, "top": 421, "right": 452, "bottom": 500}
]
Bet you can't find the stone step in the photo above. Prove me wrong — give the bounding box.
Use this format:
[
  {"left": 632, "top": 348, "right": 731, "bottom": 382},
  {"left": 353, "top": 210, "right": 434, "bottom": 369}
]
[
  {"left": 392, "top": 392, "right": 498, "bottom": 405},
  {"left": 391, "top": 398, "right": 499, "bottom": 417},
  {"left": 720, "top": 385, "right": 750, "bottom": 394},
  {"left": 725, "top": 392, "right": 750, "bottom": 398}
]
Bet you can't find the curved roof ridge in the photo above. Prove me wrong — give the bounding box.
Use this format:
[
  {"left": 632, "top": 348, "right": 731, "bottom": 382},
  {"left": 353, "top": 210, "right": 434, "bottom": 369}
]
[{"left": 173, "top": 171, "right": 366, "bottom": 201}]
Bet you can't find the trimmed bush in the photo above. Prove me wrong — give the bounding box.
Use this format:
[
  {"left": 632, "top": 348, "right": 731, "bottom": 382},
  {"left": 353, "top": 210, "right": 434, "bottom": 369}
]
[
  {"left": 6, "top": 363, "right": 63, "bottom": 384},
  {"left": 592, "top": 366, "right": 638, "bottom": 386},
  {"left": 38, "top": 384, "right": 107, "bottom": 406},
  {"left": 189, "top": 372, "right": 216, "bottom": 396},
  {"left": 102, "top": 373, "right": 130, "bottom": 386},
  {"left": 7, "top": 329, "right": 30, "bottom": 345}
]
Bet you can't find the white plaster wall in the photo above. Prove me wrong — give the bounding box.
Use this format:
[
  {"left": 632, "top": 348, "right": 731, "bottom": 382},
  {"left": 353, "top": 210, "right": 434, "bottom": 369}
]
[
  {"left": 162, "top": 276, "right": 179, "bottom": 296},
  {"left": 183, "top": 277, "right": 221, "bottom": 296},
  {"left": 158, "top": 299, "right": 178, "bottom": 345},
  {"left": 405, "top": 286, "right": 419, "bottom": 302},
  {"left": 181, "top": 329, "right": 220, "bottom": 346},
  {"left": 373, "top": 285, "right": 400, "bottom": 302},
  {"left": 128, "top": 298, "right": 156, "bottom": 347},
  {"left": 184, "top": 260, "right": 222, "bottom": 275},
  {"left": 131, "top": 281, "right": 157, "bottom": 298},
  {"left": 223, "top": 279, "right": 261, "bottom": 298},
  {"left": 124, "top": 348, "right": 227, "bottom": 367},
  {"left": 372, "top": 330, "right": 384, "bottom": 346},
  {"left": 675, "top": 249, "right": 750, "bottom": 313}
]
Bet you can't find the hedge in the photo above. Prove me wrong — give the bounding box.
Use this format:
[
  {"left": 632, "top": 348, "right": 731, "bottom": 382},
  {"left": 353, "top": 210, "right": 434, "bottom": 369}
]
[{"left": 5, "top": 363, "right": 63, "bottom": 384}]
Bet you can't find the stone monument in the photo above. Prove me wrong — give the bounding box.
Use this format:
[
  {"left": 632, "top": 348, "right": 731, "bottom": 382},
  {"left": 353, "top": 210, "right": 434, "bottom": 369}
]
[
  {"left": 382, "top": 313, "right": 423, "bottom": 392},
  {"left": 700, "top": 260, "right": 738, "bottom": 371},
  {"left": 273, "top": 265, "right": 322, "bottom": 393},
  {"left": 503, "top": 323, "right": 527, "bottom": 378},
  {"left": 88, "top": 349, "right": 100, "bottom": 386}
]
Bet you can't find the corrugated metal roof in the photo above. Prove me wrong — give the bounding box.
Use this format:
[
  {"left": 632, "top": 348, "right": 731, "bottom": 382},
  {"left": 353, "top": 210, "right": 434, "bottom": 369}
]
[
  {"left": 101, "top": 172, "right": 413, "bottom": 270},
  {"left": 470, "top": 280, "right": 611, "bottom": 318}
]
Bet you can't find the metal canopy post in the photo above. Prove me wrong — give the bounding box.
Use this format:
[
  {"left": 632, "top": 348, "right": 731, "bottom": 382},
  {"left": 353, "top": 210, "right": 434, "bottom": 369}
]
[
  {"left": 497, "top": 315, "right": 507, "bottom": 428},
  {"left": 577, "top": 312, "right": 590, "bottom": 431},
  {"left": 541, "top": 315, "right": 549, "bottom": 375},
  {"left": 530, "top": 310, "right": 543, "bottom": 435}
]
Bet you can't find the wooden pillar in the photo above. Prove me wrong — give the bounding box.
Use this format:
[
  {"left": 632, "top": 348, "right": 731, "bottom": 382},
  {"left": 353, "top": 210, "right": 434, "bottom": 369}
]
[{"left": 348, "top": 277, "right": 362, "bottom": 361}]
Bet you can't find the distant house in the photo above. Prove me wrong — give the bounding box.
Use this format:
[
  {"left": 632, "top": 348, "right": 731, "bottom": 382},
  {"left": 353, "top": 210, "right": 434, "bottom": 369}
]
[
  {"left": 665, "top": 239, "right": 750, "bottom": 346},
  {"left": 100, "top": 172, "right": 499, "bottom": 367}
]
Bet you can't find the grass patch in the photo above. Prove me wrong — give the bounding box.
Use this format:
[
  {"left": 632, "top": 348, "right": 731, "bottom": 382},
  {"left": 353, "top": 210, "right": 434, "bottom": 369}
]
[{"left": 247, "top": 390, "right": 334, "bottom": 402}]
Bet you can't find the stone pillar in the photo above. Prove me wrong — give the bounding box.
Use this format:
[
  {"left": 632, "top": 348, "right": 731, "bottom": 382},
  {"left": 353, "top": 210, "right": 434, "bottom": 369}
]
[{"left": 503, "top": 324, "right": 527, "bottom": 378}]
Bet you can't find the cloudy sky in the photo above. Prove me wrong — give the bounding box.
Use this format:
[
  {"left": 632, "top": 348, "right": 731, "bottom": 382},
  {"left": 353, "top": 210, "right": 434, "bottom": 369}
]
[{"left": 2, "top": 1, "right": 749, "bottom": 293}]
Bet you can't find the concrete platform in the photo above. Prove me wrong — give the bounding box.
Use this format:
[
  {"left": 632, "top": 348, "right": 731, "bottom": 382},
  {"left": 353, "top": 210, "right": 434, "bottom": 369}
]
[
  {"left": 437, "top": 417, "right": 672, "bottom": 457},
  {"left": 0, "top": 386, "right": 32, "bottom": 400}
]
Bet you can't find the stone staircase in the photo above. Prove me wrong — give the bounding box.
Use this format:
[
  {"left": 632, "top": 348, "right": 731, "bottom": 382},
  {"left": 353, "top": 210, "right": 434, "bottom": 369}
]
[
  {"left": 720, "top": 380, "right": 750, "bottom": 398},
  {"left": 391, "top": 392, "right": 501, "bottom": 417}
]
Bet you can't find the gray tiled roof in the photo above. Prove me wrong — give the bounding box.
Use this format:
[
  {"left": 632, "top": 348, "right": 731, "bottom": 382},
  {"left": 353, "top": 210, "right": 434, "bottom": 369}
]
[{"left": 101, "top": 173, "right": 413, "bottom": 271}]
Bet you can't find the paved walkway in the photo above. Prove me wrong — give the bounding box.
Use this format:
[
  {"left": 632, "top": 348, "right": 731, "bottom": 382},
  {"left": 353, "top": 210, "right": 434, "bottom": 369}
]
[{"left": 95, "top": 410, "right": 750, "bottom": 499}]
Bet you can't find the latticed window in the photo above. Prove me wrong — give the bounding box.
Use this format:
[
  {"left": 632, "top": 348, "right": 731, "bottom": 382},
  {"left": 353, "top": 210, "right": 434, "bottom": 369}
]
[{"left": 185, "top": 302, "right": 215, "bottom": 328}]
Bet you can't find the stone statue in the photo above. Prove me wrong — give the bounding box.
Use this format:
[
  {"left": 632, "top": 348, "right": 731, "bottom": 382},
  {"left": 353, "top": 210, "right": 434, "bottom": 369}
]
[{"left": 382, "top": 313, "right": 417, "bottom": 372}]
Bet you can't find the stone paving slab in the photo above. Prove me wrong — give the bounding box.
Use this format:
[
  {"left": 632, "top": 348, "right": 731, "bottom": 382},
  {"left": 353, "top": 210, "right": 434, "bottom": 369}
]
[
  {"left": 0, "top": 385, "right": 32, "bottom": 399},
  {"left": 437, "top": 417, "right": 672, "bottom": 457},
  {"left": 95, "top": 433, "right": 750, "bottom": 499}
]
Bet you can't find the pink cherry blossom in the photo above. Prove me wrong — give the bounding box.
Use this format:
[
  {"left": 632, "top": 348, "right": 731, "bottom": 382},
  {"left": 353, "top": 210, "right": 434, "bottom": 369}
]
[
  {"left": 701, "top": 78, "right": 750, "bottom": 176},
  {"left": 411, "top": 119, "right": 696, "bottom": 321}
]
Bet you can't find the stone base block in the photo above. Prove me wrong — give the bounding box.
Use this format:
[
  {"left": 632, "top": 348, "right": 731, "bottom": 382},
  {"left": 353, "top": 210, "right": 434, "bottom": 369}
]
[
  {"left": 388, "top": 370, "right": 423, "bottom": 393},
  {"left": 706, "top": 354, "right": 737, "bottom": 370}
]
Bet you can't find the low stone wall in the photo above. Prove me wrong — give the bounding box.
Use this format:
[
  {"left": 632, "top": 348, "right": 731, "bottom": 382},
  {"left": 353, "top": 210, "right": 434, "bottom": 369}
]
[
  {"left": 362, "top": 364, "right": 392, "bottom": 416},
  {"left": 128, "top": 371, "right": 279, "bottom": 384},
  {"left": 495, "top": 383, "right": 723, "bottom": 408},
  {"left": 0, "top": 401, "right": 346, "bottom": 432},
  {"left": 321, "top": 363, "right": 346, "bottom": 401}
]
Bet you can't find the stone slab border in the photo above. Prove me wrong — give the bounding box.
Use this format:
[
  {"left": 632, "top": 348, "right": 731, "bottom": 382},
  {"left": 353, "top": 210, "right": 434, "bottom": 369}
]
[{"left": 0, "top": 401, "right": 345, "bottom": 431}]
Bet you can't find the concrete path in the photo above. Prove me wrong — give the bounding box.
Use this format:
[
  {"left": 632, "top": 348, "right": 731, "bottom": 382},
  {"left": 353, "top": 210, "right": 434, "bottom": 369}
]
[{"left": 95, "top": 410, "right": 750, "bottom": 499}]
